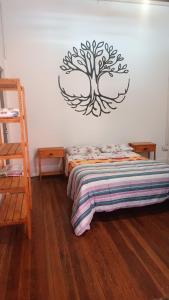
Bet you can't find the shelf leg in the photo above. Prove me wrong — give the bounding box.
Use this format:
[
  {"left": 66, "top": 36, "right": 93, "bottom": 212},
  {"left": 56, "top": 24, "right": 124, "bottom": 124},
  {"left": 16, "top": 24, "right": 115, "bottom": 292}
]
[{"left": 26, "top": 212, "right": 32, "bottom": 239}]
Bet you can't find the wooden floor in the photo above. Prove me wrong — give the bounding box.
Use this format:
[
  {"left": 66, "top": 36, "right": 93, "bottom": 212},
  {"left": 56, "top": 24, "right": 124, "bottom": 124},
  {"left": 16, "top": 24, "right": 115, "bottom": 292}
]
[{"left": 0, "top": 176, "right": 169, "bottom": 300}]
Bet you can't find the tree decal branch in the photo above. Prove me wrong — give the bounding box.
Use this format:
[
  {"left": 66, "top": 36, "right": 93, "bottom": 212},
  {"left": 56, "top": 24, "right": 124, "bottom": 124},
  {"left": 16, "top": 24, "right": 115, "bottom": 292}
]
[{"left": 58, "top": 40, "right": 130, "bottom": 117}]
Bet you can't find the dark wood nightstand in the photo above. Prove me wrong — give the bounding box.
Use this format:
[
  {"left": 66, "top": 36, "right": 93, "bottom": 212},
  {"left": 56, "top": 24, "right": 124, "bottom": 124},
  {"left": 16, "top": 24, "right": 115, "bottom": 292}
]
[
  {"left": 128, "top": 142, "right": 156, "bottom": 160},
  {"left": 38, "top": 147, "right": 65, "bottom": 179}
]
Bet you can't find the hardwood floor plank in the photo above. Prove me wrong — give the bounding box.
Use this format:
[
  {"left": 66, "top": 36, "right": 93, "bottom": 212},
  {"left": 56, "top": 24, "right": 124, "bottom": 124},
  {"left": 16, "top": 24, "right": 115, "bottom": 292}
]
[
  {"left": 4, "top": 228, "right": 25, "bottom": 300},
  {"left": 79, "top": 225, "right": 140, "bottom": 300},
  {"left": 0, "top": 228, "right": 17, "bottom": 300},
  {"left": 0, "top": 176, "right": 169, "bottom": 300},
  {"left": 125, "top": 219, "right": 169, "bottom": 280},
  {"left": 130, "top": 216, "right": 169, "bottom": 264},
  {"left": 112, "top": 219, "right": 169, "bottom": 297},
  {"left": 53, "top": 180, "right": 104, "bottom": 300},
  {"left": 18, "top": 238, "right": 31, "bottom": 300},
  {"left": 100, "top": 222, "right": 161, "bottom": 300},
  {"left": 30, "top": 180, "right": 51, "bottom": 300},
  {"left": 41, "top": 180, "right": 76, "bottom": 300}
]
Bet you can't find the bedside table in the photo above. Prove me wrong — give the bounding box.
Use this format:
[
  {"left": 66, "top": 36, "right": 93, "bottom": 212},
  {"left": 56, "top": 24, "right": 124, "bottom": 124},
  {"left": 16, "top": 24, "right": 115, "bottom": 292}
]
[
  {"left": 129, "top": 142, "right": 156, "bottom": 160},
  {"left": 38, "top": 147, "right": 65, "bottom": 179}
]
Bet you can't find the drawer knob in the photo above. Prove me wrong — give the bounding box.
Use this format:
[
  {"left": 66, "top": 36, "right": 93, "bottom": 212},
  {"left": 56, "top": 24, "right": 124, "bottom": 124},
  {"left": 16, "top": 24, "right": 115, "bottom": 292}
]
[{"left": 49, "top": 153, "right": 53, "bottom": 156}]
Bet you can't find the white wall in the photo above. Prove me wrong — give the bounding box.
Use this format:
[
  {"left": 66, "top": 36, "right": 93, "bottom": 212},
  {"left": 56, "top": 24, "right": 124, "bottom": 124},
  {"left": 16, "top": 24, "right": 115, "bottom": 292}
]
[
  {"left": 1, "top": 0, "right": 169, "bottom": 175},
  {"left": 0, "top": 1, "right": 4, "bottom": 69}
]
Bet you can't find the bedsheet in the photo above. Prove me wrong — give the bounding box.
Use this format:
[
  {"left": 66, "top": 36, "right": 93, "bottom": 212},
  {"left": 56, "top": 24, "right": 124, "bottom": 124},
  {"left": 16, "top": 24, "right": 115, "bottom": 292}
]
[
  {"left": 67, "top": 160, "right": 169, "bottom": 236},
  {"left": 65, "top": 151, "right": 144, "bottom": 175}
]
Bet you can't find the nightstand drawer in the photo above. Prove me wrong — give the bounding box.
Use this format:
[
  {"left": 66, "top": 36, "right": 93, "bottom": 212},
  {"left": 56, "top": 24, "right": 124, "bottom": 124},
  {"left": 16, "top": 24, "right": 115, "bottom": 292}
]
[
  {"left": 133, "top": 144, "right": 156, "bottom": 153},
  {"left": 38, "top": 147, "right": 65, "bottom": 158}
]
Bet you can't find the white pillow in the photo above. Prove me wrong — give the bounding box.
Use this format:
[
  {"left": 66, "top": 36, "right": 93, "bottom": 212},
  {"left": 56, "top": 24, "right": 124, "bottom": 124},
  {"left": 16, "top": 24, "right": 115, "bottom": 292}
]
[
  {"left": 66, "top": 145, "right": 101, "bottom": 156},
  {"left": 66, "top": 146, "right": 88, "bottom": 155},
  {"left": 118, "top": 144, "right": 133, "bottom": 151},
  {"left": 100, "top": 144, "right": 133, "bottom": 153},
  {"left": 86, "top": 146, "right": 101, "bottom": 155}
]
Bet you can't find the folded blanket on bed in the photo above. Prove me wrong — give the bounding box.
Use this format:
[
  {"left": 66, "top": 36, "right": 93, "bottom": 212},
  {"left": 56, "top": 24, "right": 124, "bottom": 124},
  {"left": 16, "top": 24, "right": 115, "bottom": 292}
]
[{"left": 67, "top": 160, "right": 169, "bottom": 236}]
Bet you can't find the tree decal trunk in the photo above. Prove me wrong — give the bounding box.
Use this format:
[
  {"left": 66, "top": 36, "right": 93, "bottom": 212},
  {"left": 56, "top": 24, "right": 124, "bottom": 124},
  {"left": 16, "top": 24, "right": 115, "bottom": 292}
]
[{"left": 58, "top": 40, "right": 130, "bottom": 117}]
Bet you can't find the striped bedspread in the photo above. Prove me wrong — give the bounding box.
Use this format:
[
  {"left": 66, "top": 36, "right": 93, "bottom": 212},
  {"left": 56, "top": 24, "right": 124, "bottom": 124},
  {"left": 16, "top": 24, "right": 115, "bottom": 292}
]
[{"left": 67, "top": 160, "right": 169, "bottom": 236}]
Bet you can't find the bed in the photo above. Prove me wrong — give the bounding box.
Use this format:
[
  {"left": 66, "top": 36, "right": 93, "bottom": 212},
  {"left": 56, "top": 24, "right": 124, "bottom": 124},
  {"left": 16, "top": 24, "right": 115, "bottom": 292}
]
[{"left": 66, "top": 145, "right": 169, "bottom": 236}]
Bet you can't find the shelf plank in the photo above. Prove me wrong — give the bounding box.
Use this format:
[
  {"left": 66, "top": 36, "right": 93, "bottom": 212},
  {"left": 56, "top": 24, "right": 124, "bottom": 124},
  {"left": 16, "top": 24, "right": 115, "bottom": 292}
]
[
  {"left": 0, "top": 116, "right": 21, "bottom": 123},
  {"left": 13, "top": 193, "right": 24, "bottom": 221},
  {"left": 0, "top": 194, "right": 10, "bottom": 222},
  {"left": 0, "top": 193, "right": 27, "bottom": 226},
  {"left": 3, "top": 176, "right": 13, "bottom": 190},
  {"left": 0, "top": 143, "right": 23, "bottom": 159},
  {"left": 5, "top": 194, "right": 17, "bottom": 222},
  {"left": 0, "top": 79, "right": 20, "bottom": 91},
  {"left": 0, "top": 176, "right": 25, "bottom": 193}
]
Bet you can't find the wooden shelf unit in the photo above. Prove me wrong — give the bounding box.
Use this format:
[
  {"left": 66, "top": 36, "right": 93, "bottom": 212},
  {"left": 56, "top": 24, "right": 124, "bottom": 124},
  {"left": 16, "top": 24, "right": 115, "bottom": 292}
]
[{"left": 0, "top": 78, "right": 32, "bottom": 239}]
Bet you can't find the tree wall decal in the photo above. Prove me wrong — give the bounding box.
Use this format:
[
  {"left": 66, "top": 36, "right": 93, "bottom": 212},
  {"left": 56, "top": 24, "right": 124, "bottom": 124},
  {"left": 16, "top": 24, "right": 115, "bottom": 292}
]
[{"left": 58, "top": 40, "right": 130, "bottom": 117}]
